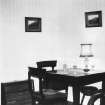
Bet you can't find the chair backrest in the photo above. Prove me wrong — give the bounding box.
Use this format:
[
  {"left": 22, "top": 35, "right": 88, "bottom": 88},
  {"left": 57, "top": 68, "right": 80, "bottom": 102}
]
[
  {"left": 28, "top": 67, "right": 68, "bottom": 93},
  {"left": 87, "top": 89, "right": 105, "bottom": 105},
  {"left": 1, "top": 79, "right": 34, "bottom": 105},
  {"left": 36, "top": 60, "right": 57, "bottom": 71}
]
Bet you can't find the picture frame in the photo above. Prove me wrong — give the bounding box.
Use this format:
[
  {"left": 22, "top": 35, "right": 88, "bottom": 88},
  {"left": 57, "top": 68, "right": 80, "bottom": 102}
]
[
  {"left": 25, "top": 17, "right": 41, "bottom": 32},
  {"left": 85, "top": 11, "right": 102, "bottom": 27}
]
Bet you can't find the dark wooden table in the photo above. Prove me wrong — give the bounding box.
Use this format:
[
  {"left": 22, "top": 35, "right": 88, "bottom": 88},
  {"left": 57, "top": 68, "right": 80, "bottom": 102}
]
[{"left": 45, "top": 69, "right": 105, "bottom": 105}]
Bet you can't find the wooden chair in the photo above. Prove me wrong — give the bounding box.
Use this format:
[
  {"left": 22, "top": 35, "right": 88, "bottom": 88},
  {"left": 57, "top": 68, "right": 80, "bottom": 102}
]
[
  {"left": 36, "top": 60, "right": 68, "bottom": 99},
  {"left": 80, "top": 85, "right": 98, "bottom": 105},
  {"left": 28, "top": 67, "right": 68, "bottom": 105},
  {"left": 36, "top": 60, "right": 57, "bottom": 72},
  {"left": 1, "top": 79, "right": 35, "bottom": 105},
  {"left": 87, "top": 89, "right": 105, "bottom": 105}
]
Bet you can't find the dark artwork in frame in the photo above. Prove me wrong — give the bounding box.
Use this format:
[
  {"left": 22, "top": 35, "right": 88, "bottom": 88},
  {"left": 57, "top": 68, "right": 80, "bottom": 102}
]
[
  {"left": 85, "top": 11, "right": 102, "bottom": 27},
  {"left": 25, "top": 17, "right": 41, "bottom": 32}
]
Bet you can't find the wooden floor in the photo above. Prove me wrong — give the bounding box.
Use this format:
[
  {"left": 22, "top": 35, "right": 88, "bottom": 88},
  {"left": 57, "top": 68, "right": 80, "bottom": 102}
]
[
  {"left": 52, "top": 101, "right": 73, "bottom": 105},
  {"left": 37, "top": 101, "right": 73, "bottom": 105}
]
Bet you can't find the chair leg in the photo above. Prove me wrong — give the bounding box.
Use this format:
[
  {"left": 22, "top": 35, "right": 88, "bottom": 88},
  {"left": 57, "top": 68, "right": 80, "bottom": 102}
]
[{"left": 81, "top": 94, "right": 85, "bottom": 105}]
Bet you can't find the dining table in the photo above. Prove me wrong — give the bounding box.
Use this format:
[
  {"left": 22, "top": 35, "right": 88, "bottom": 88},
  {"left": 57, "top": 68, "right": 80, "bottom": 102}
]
[{"left": 45, "top": 68, "right": 105, "bottom": 105}]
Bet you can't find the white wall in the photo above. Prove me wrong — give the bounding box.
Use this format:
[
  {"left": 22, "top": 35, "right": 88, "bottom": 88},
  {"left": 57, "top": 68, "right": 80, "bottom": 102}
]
[{"left": 0, "top": 0, "right": 105, "bottom": 82}]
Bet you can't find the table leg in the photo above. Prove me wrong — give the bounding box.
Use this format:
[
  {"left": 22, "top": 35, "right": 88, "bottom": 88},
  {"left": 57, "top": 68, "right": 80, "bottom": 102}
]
[
  {"left": 101, "top": 80, "right": 105, "bottom": 105},
  {"left": 73, "top": 86, "right": 80, "bottom": 105}
]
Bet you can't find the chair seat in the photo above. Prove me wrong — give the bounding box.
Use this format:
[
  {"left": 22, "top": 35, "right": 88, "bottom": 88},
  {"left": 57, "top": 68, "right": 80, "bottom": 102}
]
[
  {"left": 43, "top": 89, "right": 58, "bottom": 95},
  {"left": 80, "top": 86, "right": 98, "bottom": 96},
  {"left": 34, "top": 89, "right": 67, "bottom": 101}
]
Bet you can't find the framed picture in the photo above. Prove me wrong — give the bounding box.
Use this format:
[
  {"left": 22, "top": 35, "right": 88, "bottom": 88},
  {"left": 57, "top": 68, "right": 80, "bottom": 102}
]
[
  {"left": 85, "top": 11, "right": 102, "bottom": 27},
  {"left": 25, "top": 17, "right": 41, "bottom": 32}
]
